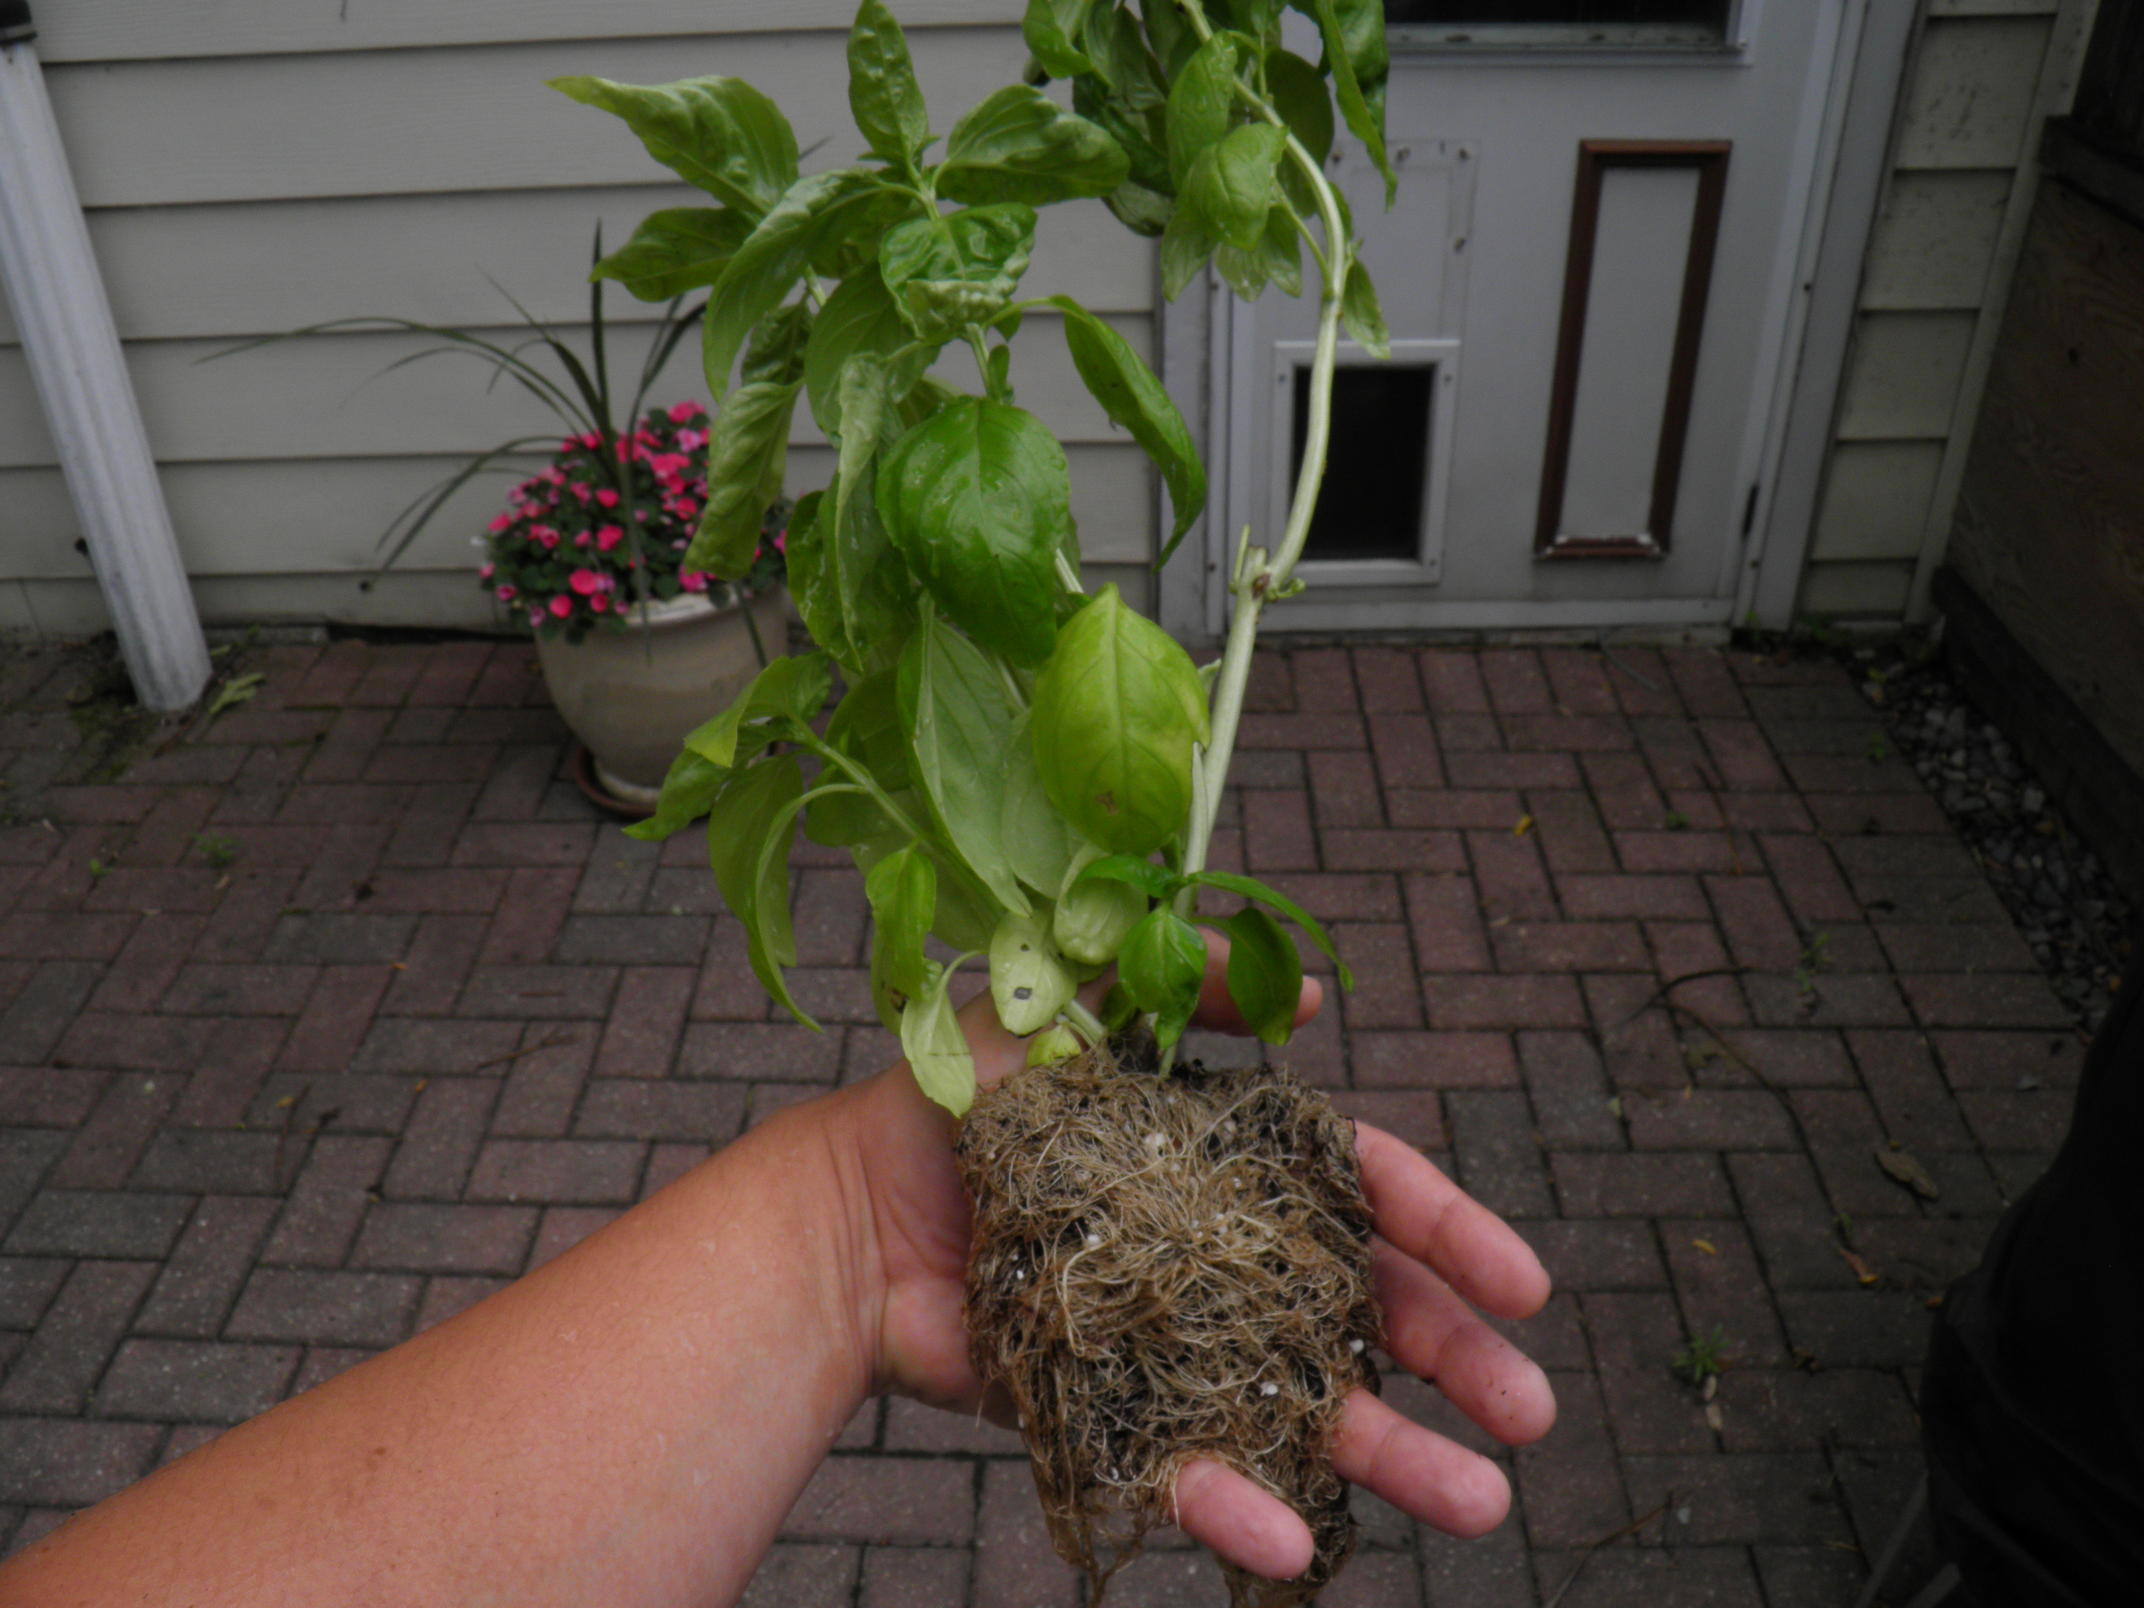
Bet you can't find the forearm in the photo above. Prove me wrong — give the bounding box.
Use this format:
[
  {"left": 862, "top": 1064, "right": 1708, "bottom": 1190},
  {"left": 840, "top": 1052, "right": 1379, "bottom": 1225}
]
[{"left": 0, "top": 1089, "right": 884, "bottom": 1608}]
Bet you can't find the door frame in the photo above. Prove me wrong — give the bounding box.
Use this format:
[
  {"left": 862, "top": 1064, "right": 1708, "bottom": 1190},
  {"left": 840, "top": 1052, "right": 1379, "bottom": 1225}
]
[{"left": 1156, "top": 0, "right": 1920, "bottom": 647}]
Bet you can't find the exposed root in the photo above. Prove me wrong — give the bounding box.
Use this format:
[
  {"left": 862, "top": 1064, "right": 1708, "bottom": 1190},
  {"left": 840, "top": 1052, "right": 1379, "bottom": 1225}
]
[{"left": 957, "top": 1044, "right": 1380, "bottom": 1606}]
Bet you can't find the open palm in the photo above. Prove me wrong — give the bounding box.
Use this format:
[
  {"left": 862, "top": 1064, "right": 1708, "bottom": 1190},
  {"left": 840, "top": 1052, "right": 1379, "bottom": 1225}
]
[{"left": 837, "top": 940, "right": 1558, "bottom": 1584}]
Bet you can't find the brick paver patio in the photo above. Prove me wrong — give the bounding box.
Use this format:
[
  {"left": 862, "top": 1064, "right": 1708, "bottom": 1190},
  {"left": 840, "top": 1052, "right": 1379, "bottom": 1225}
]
[{"left": 0, "top": 633, "right": 2086, "bottom": 1605}]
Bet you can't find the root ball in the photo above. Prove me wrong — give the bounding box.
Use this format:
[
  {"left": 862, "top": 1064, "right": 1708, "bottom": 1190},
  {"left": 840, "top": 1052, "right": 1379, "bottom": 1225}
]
[{"left": 957, "top": 1048, "right": 1381, "bottom": 1606}]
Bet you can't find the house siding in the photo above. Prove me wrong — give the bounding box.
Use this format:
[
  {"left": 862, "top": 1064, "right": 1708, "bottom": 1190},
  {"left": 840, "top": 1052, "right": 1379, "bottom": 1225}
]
[
  {"left": 1797, "top": 0, "right": 2098, "bottom": 619},
  {"left": 0, "top": 4, "right": 1161, "bottom": 635}
]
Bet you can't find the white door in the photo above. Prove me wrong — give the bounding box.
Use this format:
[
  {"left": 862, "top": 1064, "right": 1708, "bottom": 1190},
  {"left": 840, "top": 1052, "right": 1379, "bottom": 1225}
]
[{"left": 1210, "top": 1, "right": 1855, "bottom": 634}]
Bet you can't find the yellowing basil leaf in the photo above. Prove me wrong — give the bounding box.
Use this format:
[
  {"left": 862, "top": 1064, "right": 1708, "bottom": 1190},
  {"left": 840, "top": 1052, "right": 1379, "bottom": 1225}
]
[
  {"left": 989, "top": 911, "right": 1076, "bottom": 1036},
  {"left": 1030, "top": 584, "right": 1207, "bottom": 855},
  {"left": 1002, "top": 713, "right": 1074, "bottom": 898},
  {"left": 898, "top": 610, "right": 1031, "bottom": 918},
  {"left": 866, "top": 842, "right": 937, "bottom": 1031},
  {"left": 900, "top": 960, "right": 976, "bottom": 1117}
]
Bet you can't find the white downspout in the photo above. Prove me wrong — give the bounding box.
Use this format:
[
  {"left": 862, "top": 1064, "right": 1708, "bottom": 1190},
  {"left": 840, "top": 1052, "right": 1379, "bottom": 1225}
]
[{"left": 0, "top": 4, "right": 210, "bottom": 711}]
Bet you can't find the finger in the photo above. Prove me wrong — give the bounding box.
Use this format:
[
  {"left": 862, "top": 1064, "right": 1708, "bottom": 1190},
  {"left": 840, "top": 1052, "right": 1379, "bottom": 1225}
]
[
  {"left": 1373, "top": 1239, "right": 1557, "bottom": 1447},
  {"left": 1192, "top": 928, "right": 1324, "bottom": 1037},
  {"left": 1355, "top": 1122, "right": 1551, "bottom": 1321},
  {"left": 1331, "top": 1389, "right": 1511, "bottom": 1539},
  {"left": 1173, "top": 1458, "right": 1315, "bottom": 1583}
]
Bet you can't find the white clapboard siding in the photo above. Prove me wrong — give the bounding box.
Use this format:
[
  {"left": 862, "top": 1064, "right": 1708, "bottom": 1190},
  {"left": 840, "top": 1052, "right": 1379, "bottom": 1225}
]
[
  {"left": 1893, "top": 17, "right": 2056, "bottom": 170},
  {"left": 0, "top": 441, "right": 1156, "bottom": 580},
  {"left": 0, "top": 559, "right": 1157, "bottom": 637},
  {"left": 0, "top": 311, "right": 1150, "bottom": 468},
  {"left": 1801, "top": 0, "right": 2087, "bottom": 621},
  {"left": 35, "top": 2, "right": 1025, "bottom": 62},
  {"left": 1858, "top": 171, "right": 2013, "bottom": 311},
  {"left": 44, "top": 29, "right": 1037, "bottom": 208},
  {"left": 1833, "top": 311, "right": 1978, "bottom": 440},
  {"left": 1811, "top": 442, "right": 1946, "bottom": 562},
  {"left": 0, "top": 188, "right": 1153, "bottom": 348},
  {"left": 1796, "top": 561, "right": 1915, "bottom": 617}
]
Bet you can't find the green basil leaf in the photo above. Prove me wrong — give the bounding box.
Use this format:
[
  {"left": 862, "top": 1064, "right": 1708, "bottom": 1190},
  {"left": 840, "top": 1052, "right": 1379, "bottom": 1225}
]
[
  {"left": 1260, "top": 205, "right": 1304, "bottom": 299},
  {"left": 898, "top": 609, "right": 1031, "bottom": 917},
  {"left": 848, "top": 0, "right": 931, "bottom": 172},
  {"left": 1264, "top": 48, "right": 1335, "bottom": 167},
  {"left": 1167, "top": 30, "right": 1244, "bottom": 189},
  {"left": 1182, "top": 123, "right": 1286, "bottom": 252},
  {"left": 829, "top": 362, "right": 921, "bottom": 672},
  {"left": 899, "top": 958, "right": 976, "bottom": 1117},
  {"left": 1159, "top": 200, "right": 1218, "bottom": 301},
  {"left": 1226, "top": 0, "right": 1286, "bottom": 48},
  {"left": 1140, "top": 0, "right": 1200, "bottom": 79},
  {"left": 809, "top": 667, "right": 916, "bottom": 847},
  {"left": 1002, "top": 712, "right": 1074, "bottom": 898},
  {"left": 1105, "top": 180, "right": 1176, "bottom": 239},
  {"left": 1087, "top": 3, "right": 1170, "bottom": 107},
  {"left": 1223, "top": 906, "right": 1301, "bottom": 1045},
  {"left": 1074, "top": 83, "right": 1173, "bottom": 196},
  {"left": 804, "top": 267, "right": 928, "bottom": 435},
  {"left": 1298, "top": 0, "right": 1394, "bottom": 203},
  {"left": 689, "top": 355, "right": 803, "bottom": 577},
  {"left": 1045, "top": 295, "right": 1206, "bottom": 552},
  {"left": 877, "top": 396, "right": 1069, "bottom": 668},
  {"left": 866, "top": 842, "right": 937, "bottom": 1030},
  {"left": 879, "top": 204, "right": 1037, "bottom": 344},
  {"left": 1071, "top": 851, "right": 1182, "bottom": 902},
  {"left": 1117, "top": 906, "right": 1206, "bottom": 1053},
  {"left": 703, "top": 168, "right": 900, "bottom": 396},
  {"left": 1214, "top": 239, "right": 1268, "bottom": 302},
  {"left": 683, "top": 650, "right": 832, "bottom": 769},
  {"left": 936, "top": 85, "right": 1128, "bottom": 206},
  {"left": 623, "top": 747, "right": 729, "bottom": 841},
  {"left": 593, "top": 207, "right": 751, "bottom": 301},
  {"left": 708, "top": 754, "right": 815, "bottom": 1027},
  {"left": 989, "top": 911, "right": 1077, "bottom": 1035},
  {"left": 779, "top": 490, "right": 846, "bottom": 667},
  {"left": 1187, "top": 868, "right": 1353, "bottom": 989},
  {"left": 1022, "top": 0, "right": 1096, "bottom": 77},
  {"left": 550, "top": 75, "right": 798, "bottom": 218},
  {"left": 1030, "top": 582, "right": 1207, "bottom": 855},
  {"left": 1342, "top": 257, "right": 1391, "bottom": 360}
]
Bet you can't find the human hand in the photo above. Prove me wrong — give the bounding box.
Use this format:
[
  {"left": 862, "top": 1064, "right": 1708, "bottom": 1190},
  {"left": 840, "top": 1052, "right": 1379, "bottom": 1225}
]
[{"left": 830, "top": 938, "right": 1556, "bottom": 1583}]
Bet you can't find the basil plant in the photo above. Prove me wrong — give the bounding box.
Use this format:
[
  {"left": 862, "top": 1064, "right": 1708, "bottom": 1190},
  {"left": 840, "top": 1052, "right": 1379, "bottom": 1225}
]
[{"left": 576, "top": 0, "right": 1392, "bottom": 1115}]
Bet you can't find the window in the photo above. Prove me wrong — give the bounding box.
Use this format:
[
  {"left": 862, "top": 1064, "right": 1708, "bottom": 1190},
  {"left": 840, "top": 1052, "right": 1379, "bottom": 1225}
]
[{"left": 1387, "top": 2, "right": 1729, "bottom": 26}]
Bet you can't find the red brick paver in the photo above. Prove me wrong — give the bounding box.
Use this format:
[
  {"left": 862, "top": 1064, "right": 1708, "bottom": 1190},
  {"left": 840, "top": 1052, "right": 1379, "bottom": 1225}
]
[{"left": 0, "top": 636, "right": 2088, "bottom": 1602}]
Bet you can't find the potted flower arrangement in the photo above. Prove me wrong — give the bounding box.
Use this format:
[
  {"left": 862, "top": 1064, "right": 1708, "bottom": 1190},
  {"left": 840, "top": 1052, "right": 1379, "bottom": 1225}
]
[
  {"left": 219, "top": 244, "right": 791, "bottom": 812},
  {"left": 479, "top": 400, "right": 790, "bottom": 809}
]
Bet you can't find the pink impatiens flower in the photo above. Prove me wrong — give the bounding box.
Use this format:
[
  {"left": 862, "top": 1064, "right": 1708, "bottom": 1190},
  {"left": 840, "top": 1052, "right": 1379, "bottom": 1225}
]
[
  {"left": 668, "top": 401, "right": 703, "bottom": 424},
  {"left": 549, "top": 595, "right": 573, "bottom": 618},
  {"left": 595, "top": 525, "right": 624, "bottom": 553},
  {"left": 486, "top": 512, "right": 513, "bottom": 533},
  {"left": 590, "top": 595, "right": 609, "bottom": 613},
  {"left": 595, "top": 487, "right": 620, "bottom": 509},
  {"left": 568, "top": 568, "right": 603, "bottom": 596},
  {"left": 479, "top": 562, "right": 496, "bottom": 580},
  {"left": 495, "top": 584, "right": 517, "bottom": 601},
  {"left": 678, "top": 570, "right": 708, "bottom": 593},
  {"left": 648, "top": 452, "right": 689, "bottom": 481}
]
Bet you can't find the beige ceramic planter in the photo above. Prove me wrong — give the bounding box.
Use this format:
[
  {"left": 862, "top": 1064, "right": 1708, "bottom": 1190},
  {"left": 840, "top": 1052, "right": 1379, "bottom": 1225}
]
[{"left": 533, "top": 586, "right": 787, "bottom": 809}]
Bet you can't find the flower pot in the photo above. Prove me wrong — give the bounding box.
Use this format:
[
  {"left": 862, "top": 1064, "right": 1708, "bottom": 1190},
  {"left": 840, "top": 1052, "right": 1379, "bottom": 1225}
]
[{"left": 533, "top": 587, "right": 787, "bottom": 810}]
